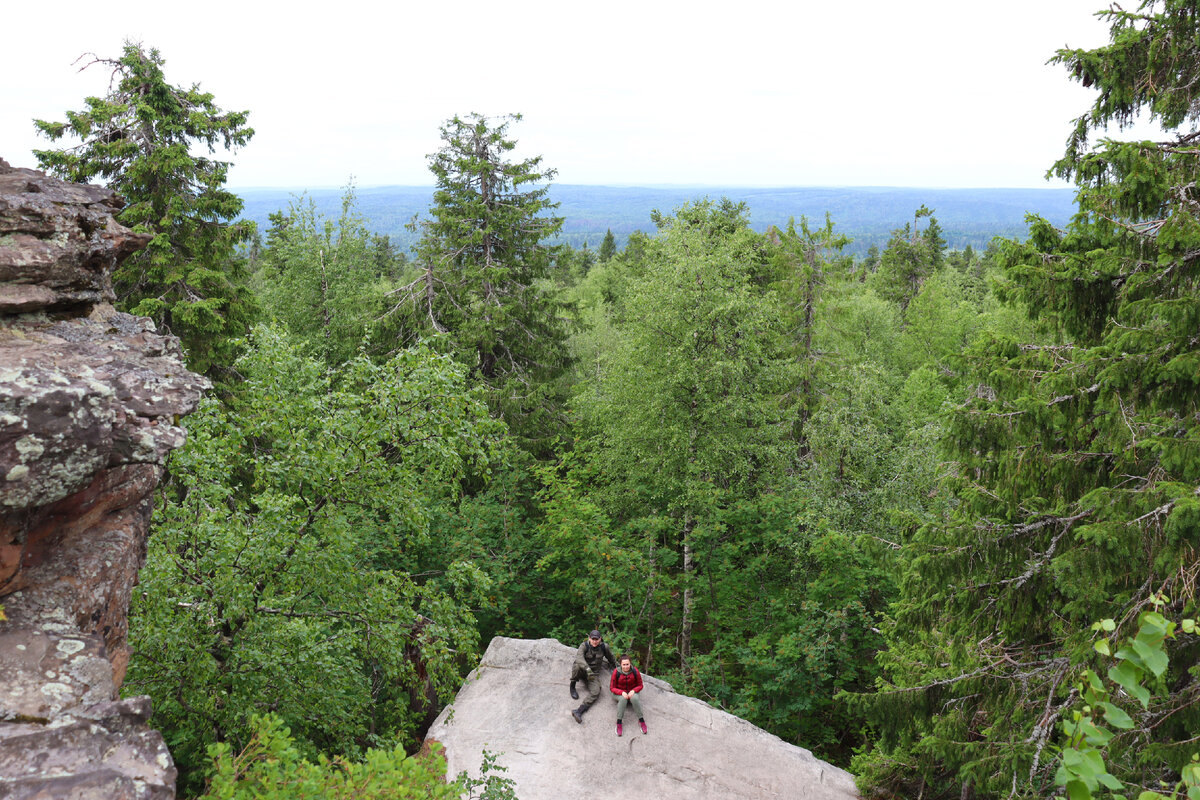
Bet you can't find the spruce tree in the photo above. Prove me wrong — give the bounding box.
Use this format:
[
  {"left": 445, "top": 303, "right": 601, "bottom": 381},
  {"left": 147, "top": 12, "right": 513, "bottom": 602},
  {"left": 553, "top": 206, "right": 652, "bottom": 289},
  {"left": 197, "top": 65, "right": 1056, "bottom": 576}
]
[
  {"left": 872, "top": 206, "right": 945, "bottom": 312},
  {"left": 853, "top": 3, "right": 1200, "bottom": 797},
  {"left": 598, "top": 228, "right": 617, "bottom": 262},
  {"left": 34, "top": 43, "right": 256, "bottom": 378},
  {"left": 390, "top": 113, "right": 571, "bottom": 453}
]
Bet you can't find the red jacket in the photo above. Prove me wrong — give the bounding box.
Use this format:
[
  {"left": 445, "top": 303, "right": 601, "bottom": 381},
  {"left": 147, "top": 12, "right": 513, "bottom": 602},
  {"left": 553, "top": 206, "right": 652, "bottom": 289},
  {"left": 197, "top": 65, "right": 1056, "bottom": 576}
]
[{"left": 610, "top": 665, "right": 643, "bottom": 695}]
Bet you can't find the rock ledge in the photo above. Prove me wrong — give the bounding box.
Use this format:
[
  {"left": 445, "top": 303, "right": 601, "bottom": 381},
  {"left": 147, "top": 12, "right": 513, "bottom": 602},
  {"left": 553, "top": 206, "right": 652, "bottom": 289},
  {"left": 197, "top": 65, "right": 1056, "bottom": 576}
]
[
  {"left": 0, "top": 158, "right": 207, "bottom": 800},
  {"left": 426, "top": 636, "right": 859, "bottom": 800}
]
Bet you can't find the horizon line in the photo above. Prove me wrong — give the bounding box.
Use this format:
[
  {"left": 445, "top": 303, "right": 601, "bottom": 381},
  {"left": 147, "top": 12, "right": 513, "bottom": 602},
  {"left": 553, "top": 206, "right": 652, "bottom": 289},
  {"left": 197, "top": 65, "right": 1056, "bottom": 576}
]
[{"left": 229, "top": 182, "right": 1077, "bottom": 192}]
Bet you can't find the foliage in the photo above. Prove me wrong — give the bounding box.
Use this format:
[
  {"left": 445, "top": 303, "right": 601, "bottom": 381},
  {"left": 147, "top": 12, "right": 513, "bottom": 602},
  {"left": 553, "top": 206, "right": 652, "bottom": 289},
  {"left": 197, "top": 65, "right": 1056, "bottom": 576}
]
[
  {"left": 766, "top": 214, "right": 851, "bottom": 450},
  {"left": 1054, "top": 598, "right": 1199, "bottom": 800},
  {"left": 598, "top": 228, "right": 617, "bottom": 262},
  {"left": 870, "top": 205, "right": 946, "bottom": 312},
  {"left": 575, "top": 199, "right": 796, "bottom": 555},
  {"left": 34, "top": 43, "right": 256, "bottom": 377},
  {"left": 126, "top": 326, "right": 505, "bottom": 792},
  {"left": 459, "top": 749, "right": 522, "bottom": 800},
  {"left": 572, "top": 198, "right": 797, "bottom": 665},
  {"left": 199, "top": 714, "right": 518, "bottom": 800},
  {"left": 254, "top": 186, "right": 393, "bottom": 364},
  {"left": 388, "top": 113, "right": 573, "bottom": 454},
  {"left": 852, "top": 3, "right": 1200, "bottom": 797},
  {"left": 562, "top": 200, "right": 911, "bottom": 758},
  {"left": 685, "top": 496, "right": 888, "bottom": 755},
  {"left": 200, "top": 714, "right": 460, "bottom": 800}
]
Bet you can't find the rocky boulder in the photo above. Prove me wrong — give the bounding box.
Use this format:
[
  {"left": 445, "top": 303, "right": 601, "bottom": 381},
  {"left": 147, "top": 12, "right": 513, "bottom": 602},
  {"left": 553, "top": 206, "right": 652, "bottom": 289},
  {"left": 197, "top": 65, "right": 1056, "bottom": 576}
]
[
  {"left": 0, "top": 158, "right": 208, "bottom": 799},
  {"left": 425, "top": 637, "right": 859, "bottom": 800}
]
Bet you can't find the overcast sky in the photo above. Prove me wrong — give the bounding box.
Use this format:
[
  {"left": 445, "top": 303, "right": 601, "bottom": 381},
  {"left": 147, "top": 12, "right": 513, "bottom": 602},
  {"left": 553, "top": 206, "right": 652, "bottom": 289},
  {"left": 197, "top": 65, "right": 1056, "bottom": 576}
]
[{"left": 2, "top": 0, "right": 1144, "bottom": 189}]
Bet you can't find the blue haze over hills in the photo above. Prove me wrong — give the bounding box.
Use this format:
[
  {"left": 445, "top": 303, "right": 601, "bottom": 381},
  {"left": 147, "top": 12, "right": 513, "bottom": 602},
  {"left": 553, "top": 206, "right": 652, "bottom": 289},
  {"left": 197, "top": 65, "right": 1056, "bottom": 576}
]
[{"left": 236, "top": 185, "right": 1078, "bottom": 257}]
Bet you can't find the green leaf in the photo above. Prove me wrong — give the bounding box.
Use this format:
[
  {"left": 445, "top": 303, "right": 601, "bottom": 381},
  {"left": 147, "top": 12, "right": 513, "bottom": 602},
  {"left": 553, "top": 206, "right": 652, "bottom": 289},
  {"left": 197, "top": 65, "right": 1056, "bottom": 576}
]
[
  {"left": 1115, "top": 645, "right": 1147, "bottom": 673},
  {"left": 1062, "top": 747, "right": 1087, "bottom": 770},
  {"left": 1094, "top": 638, "right": 1111, "bottom": 656},
  {"left": 1108, "top": 662, "right": 1152, "bottom": 708},
  {"left": 1067, "top": 779, "right": 1094, "bottom": 800},
  {"left": 1131, "top": 638, "right": 1169, "bottom": 678},
  {"left": 1080, "top": 719, "right": 1114, "bottom": 746},
  {"left": 1099, "top": 701, "right": 1135, "bottom": 729}
]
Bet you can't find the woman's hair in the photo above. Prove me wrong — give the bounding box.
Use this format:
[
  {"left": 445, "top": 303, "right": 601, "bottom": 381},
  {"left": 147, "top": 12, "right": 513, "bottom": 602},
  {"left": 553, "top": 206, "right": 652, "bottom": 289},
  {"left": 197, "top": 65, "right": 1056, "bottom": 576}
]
[{"left": 617, "top": 654, "right": 632, "bottom": 664}]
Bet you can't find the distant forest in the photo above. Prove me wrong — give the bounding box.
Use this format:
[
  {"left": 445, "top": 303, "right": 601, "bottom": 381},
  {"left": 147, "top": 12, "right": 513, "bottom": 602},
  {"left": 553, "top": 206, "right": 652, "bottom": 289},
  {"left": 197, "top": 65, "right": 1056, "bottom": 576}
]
[
  {"left": 26, "top": 4, "right": 1200, "bottom": 797},
  {"left": 236, "top": 184, "right": 1077, "bottom": 257}
]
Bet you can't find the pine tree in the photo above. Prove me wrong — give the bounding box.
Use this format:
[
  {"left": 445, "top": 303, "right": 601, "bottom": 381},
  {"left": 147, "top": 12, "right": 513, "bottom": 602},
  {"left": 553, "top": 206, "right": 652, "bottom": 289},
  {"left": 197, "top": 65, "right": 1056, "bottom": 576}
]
[
  {"left": 852, "top": 3, "right": 1200, "bottom": 797},
  {"left": 34, "top": 43, "right": 256, "bottom": 378},
  {"left": 389, "top": 113, "right": 571, "bottom": 452}
]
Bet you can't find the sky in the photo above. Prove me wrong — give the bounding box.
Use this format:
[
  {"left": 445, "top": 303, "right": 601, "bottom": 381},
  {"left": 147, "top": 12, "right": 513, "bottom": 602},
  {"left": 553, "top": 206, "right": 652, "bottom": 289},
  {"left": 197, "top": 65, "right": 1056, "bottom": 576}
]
[{"left": 1, "top": 0, "right": 1154, "bottom": 190}]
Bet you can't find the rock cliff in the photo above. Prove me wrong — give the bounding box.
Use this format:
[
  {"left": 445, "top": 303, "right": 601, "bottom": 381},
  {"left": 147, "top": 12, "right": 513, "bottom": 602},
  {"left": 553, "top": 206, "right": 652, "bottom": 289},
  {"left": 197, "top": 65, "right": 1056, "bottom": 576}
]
[
  {"left": 0, "top": 158, "right": 208, "bottom": 800},
  {"left": 425, "top": 637, "right": 860, "bottom": 800}
]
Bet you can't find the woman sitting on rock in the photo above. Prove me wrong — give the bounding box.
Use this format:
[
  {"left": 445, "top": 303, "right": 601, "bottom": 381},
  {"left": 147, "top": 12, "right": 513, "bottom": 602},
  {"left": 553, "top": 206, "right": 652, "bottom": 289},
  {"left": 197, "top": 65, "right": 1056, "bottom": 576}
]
[{"left": 610, "top": 654, "right": 648, "bottom": 736}]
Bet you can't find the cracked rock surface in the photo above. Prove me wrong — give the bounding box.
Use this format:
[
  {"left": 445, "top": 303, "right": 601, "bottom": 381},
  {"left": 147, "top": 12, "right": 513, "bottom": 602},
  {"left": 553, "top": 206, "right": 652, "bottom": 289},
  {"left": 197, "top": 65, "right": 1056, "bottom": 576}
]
[
  {"left": 426, "top": 637, "right": 860, "bottom": 800},
  {"left": 1, "top": 158, "right": 207, "bottom": 799}
]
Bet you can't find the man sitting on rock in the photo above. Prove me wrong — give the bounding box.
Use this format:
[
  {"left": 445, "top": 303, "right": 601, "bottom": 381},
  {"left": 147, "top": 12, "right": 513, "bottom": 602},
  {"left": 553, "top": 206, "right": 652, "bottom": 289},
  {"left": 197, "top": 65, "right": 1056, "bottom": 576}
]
[
  {"left": 570, "top": 629, "right": 616, "bottom": 723},
  {"left": 610, "top": 654, "right": 647, "bottom": 736}
]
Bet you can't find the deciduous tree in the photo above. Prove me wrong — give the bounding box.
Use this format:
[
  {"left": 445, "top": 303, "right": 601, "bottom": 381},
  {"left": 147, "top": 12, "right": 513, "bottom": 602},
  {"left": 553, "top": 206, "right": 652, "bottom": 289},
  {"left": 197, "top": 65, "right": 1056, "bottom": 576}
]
[
  {"left": 255, "top": 186, "right": 390, "bottom": 364},
  {"left": 126, "top": 327, "right": 504, "bottom": 791},
  {"left": 576, "top": 200, "right": 798, "bottom": 673}
]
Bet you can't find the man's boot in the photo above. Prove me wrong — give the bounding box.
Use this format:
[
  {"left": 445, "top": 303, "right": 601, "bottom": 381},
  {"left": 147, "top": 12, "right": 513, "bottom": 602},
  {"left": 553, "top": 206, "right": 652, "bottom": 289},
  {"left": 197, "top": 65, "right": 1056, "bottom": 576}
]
[
  {"left": 571, "top": 706, "right": 584, "bottom": 723},
  {"left": 569, "top": 680, "right": 579, "bottom": 700}
]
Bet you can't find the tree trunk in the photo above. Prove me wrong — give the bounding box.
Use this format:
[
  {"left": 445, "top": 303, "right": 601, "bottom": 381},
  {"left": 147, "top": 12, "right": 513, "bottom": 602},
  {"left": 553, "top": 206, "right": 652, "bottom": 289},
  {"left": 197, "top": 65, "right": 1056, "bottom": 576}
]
[
  {"left": 797, "top": 243, "right": 819, "bottom": 456},
  {"left": 319, "top": 248, "right": 331, "bottom": 340},
  {"left": 680, "top": 513, "right": 695, "bottom": 675}
]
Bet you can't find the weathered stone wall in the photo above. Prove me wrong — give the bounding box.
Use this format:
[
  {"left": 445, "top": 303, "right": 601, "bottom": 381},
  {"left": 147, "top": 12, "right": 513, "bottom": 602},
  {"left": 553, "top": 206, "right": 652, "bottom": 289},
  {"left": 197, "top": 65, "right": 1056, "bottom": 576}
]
[{"left": 0, "top": 158, "right": 208, "bottom": 800}]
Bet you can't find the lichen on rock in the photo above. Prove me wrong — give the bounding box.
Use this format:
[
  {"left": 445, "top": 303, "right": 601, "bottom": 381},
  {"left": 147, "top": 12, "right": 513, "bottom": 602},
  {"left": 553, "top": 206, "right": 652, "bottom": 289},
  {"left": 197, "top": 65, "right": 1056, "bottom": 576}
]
[{"left": 0, "top": 158, "right": 208, "bottom": 800}]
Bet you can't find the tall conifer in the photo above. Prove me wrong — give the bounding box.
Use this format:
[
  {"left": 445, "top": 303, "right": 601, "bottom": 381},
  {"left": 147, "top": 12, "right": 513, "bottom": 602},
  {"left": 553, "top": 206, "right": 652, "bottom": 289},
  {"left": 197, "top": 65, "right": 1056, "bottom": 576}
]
[
  {"left": 853, "top": 3, "right": 1200, "bottom": 797},
  {"left": 391, "top": 113, "right": 571, "bottom": 453},
  {"left": 34, "top": 43, "right": 256, "bottom": 378}
]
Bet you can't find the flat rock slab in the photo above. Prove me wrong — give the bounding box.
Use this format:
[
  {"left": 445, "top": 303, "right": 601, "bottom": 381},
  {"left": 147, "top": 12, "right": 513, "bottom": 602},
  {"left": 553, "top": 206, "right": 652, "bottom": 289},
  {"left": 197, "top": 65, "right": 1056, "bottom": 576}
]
[{"left": 426, "top": 637, "right": 859, "bottom": 800}]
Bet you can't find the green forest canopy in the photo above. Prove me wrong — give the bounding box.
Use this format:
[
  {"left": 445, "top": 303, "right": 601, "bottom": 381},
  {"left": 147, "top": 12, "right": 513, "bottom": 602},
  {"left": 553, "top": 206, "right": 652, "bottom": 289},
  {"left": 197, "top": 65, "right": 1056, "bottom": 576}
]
[{"left": 25, "top": 3, "right": 1200, "bottom": 797}]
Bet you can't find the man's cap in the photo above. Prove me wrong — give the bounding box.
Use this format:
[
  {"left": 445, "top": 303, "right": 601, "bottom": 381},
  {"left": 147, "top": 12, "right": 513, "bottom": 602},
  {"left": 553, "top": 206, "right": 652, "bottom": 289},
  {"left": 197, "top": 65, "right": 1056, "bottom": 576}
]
[{"left": 589, "top": 629, "right": 601, "bottom": 638}]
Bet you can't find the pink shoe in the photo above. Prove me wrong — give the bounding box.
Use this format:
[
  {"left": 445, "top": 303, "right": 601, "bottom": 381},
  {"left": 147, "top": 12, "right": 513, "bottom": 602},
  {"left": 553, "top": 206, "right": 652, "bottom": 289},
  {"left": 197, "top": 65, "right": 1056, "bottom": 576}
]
[
  {"left": 616, "top": 721, "right": 623, "bottom": 737},
  {"left": 639, "top": 720, "right": 648, "bottom": 734}
]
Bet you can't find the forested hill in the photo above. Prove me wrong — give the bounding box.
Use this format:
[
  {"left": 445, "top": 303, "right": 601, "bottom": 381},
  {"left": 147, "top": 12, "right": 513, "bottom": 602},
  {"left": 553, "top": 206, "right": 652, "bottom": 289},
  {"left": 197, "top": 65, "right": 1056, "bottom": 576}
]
[{"left": 236, "top": 184, "right": 1076, "bottom": 255}]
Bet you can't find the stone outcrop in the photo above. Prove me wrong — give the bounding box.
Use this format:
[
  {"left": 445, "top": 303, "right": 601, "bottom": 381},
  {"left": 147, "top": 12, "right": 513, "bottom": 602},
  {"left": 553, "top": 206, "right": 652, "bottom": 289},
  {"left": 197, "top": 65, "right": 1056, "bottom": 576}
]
[
  {"left": 425, "top": 637, "right": 860, "bottom": 800},
  {"left": 0, "top": 158, "right": 208, "bottom": 799}
]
